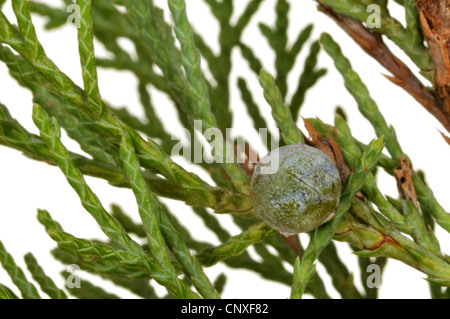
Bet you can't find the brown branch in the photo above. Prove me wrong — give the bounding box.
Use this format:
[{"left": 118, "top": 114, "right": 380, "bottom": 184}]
[
  {"left": 318, "top": 4, "right": 450, "bottom": 134},
  {"left": 416, "top": 1, "right": 450, "bottom": 113},
  {"left": 440, "top": 130, "right": 450, "bottom": 145}
]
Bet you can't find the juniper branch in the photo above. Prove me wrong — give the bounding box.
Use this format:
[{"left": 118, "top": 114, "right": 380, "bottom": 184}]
[
  {"left": 24, "top": 253, "right": 68, "bottom": 299},
  {"left": 0, "top": 241, "right": 41, "bottom": 299},
  {"left": 32, "top": 104, "right": 199, "bottom": 299},
  {"left": 259, "top": 69, "right": 304, "bottom": 145}
]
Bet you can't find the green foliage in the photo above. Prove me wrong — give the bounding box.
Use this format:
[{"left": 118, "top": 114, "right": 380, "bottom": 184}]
[
  {"left": 259, "top": 69, "right": 304, "bottom": 145},
  {"left": 197, "top": 222, "right": 276, "bottom": 267},
  {"left": 0, "top": 283, "right": 19, "bottom": 299},
  {"left": 0, "top": 241, "right": 40, "bottom": 299},
  {"left": 0, "top": 0, "right": 448, "bottom": 299},
  {"left": 24, "top": 253, "right": 68, "bottom": 299},
  {"left": 62, "top": 271, "right": 121, "bottom": 299}
]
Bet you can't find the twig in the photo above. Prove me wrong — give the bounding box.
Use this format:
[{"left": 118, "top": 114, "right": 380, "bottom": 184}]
[{"left": 318, "top": 4, "right": 450, "bottom": 133}]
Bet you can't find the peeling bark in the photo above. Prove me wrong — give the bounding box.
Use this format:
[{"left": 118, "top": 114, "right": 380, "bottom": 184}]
[{"left": 417, "top": 0, "right": 450, "bottom": 113}]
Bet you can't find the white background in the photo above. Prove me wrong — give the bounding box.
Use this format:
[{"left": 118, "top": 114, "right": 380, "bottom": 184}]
[{"left": 0, "top": 0, "right": 449, "bottom": 299}]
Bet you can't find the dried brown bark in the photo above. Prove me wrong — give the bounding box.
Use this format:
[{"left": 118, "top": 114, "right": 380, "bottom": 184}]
[
  {"left": 440, "top": 130, "right": 450, "bottom": 145},
  {"left": 393, "top": 156, "right": 419, "bottom": 208},
  {"left": 303, "top": 118, "right": 350, "bottom": 182},
  {"left": 417, "top": 0, "right": 450, "bottom": 113},
  {"left": 318, "top": 4, "right": 450, "bottom": 134}
]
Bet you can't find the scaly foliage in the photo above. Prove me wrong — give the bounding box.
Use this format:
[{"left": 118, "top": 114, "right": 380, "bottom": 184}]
[{"left": 0, "top": 0, "right": 449, "bottom": 300}]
